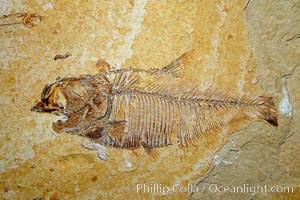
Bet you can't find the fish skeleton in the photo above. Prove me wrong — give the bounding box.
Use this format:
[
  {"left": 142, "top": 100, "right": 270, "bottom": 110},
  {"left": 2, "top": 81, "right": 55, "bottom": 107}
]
[{"left": 31, "top": 49, "right": 278, "bottom": 155}]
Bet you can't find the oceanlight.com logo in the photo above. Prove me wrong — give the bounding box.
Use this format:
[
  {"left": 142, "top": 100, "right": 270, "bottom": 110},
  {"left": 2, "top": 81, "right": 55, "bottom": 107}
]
[
  {"left": 207, "top": 183, "right": 294, "bottom": 195},
  {"left": 136, "top": 183, "right": 294, "bottom": 196}
]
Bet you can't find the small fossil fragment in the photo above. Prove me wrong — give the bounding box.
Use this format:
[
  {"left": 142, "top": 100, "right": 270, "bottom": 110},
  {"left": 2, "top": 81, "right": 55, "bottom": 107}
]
[
  {"left": 54, "top": 53, "right": 71, "bottom": 60},
  {"left": 0, "top": 13, "right": 43, "bottom": 28},
  {"left": 31, "top": 50, "right": 278, "bottom": 157}
]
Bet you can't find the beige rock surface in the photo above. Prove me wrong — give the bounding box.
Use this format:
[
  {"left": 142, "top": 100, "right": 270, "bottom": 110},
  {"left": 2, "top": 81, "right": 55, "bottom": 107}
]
[
  {"left": 191, "top": 0, "right": 300, "bottom": 199},
  {"left": 0, "top": 0, "right": 298, "bottom": 199}
]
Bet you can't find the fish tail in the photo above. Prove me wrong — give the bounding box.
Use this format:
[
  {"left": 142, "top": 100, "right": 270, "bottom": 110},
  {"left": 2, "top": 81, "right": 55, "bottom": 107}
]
[{"left": 251, "top": 96, "right": 278, "bottom": 127}]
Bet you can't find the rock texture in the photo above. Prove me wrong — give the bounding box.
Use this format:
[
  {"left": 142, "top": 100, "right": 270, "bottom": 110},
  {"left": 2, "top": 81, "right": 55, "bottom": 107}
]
[
  {"left": 0, "top": 0, "right": 298, "bottom": 199},
  {"left": 191, "top": 0, "right": 300, "bottom": 199}
]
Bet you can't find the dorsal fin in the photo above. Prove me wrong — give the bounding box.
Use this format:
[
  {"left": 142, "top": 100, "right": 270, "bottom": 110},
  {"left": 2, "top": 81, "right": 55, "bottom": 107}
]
[{"left": 161, "top": 49, "right": 195, "bottom": 77}]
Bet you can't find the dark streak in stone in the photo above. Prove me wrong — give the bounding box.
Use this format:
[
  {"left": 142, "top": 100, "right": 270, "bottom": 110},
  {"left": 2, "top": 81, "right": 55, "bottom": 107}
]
[
  {"left": 286, "top": 34, "right": 300, "bottom": 42},
  {"left": 243, "top": 0, "right": 251, "bottom": 11}
]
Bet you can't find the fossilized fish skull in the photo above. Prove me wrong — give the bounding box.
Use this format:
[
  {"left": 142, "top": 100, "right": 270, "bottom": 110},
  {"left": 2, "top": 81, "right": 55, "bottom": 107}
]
[{"left": 31, "top": 75, "right": 111, "bottom": 133}]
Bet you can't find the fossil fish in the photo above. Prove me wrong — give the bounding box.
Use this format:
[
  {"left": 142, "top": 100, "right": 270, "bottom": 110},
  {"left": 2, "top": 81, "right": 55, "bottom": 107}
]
[{"left": 31, "top": 50, "right": 278, "bottom": 155}]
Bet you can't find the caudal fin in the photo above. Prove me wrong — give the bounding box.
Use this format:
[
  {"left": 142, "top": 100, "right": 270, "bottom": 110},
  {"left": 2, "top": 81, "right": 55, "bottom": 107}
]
[{"left": 254, "top": 96, "right": 278, "bottom": 127}]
